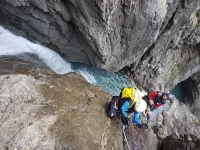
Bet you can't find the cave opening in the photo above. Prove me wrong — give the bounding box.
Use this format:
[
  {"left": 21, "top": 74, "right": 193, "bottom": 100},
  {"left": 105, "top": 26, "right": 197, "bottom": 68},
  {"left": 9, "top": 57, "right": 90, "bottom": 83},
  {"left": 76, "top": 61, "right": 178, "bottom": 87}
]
[
  {"left": 170, "top": 81, "right": 185, "bottom": 102},
  {"left": 170, "top": 77, "right": 199, "bottom": 106}
]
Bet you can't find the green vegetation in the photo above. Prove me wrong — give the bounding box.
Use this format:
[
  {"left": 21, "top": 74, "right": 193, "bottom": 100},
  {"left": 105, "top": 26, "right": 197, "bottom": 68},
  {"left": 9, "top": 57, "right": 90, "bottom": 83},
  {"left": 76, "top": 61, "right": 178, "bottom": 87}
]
[
  {"left": 169, "top": 65, "right": 180, "bottom": 83},
  {"left": 161, "top": 0, "right": 168, "bottom": 16},
  {"left": 173, "top": 33, "right": 178, "bottom": 40},
  {"left": 190, "top": 12, "right": 198, "bottom": 28},
  {"left": 158, "top": 53, "right": 174, "bottom": 74},
  {"left": 160, "top": 51, "right": 182, "bottom": 84},
  {"left": 177, "top": 63, "right": 182, "bottom": 69}
]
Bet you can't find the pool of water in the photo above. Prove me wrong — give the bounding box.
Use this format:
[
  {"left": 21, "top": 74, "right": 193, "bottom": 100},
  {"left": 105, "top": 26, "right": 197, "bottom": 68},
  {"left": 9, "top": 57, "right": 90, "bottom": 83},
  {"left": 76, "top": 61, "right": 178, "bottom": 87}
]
[
  {"left": 170, "top": 83, "right": 184, "bottom": 102},
  {"left": 71, "top": 62, "right": 132, "bottom": 96}
]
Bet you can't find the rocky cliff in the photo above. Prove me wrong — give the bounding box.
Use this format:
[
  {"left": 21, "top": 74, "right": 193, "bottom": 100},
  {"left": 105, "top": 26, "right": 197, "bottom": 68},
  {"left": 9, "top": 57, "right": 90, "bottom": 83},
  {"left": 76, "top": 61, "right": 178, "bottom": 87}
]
[
  {"left": 0, "top": 0, "right": 199, "bottom": 91},
  {"left": 0, "top": 69, "right": 157, "bottom": 150},
  {"left": 0, "top": 1, "right": 200, "bottom": 149},
  {"left": 0, "top": 70, "right": 122, "bottom": 149},
  {"left": 0, "top": 69, "right": 199, "bottom": 150}
]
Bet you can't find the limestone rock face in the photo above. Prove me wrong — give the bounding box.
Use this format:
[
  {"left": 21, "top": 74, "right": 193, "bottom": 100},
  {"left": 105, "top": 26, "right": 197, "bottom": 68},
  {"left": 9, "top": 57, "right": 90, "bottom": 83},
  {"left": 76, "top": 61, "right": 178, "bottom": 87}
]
[
  {"left": 161, "top": 99, "right": 200, "bottom": 149},
  {"left": 0, "top": 71, "right": 124, "bottom": 150},
  {"left": 0, "top": 69, "right": 160, "bottom": 150},
  {"left": 163, "top": 99, "right": 200, "bottom": 136},
  {"left": 0, "top": 69, "right": 199, "bottom": 149},
  {"left": 0, "top": 1, "right": 199, "bottom": 91}
]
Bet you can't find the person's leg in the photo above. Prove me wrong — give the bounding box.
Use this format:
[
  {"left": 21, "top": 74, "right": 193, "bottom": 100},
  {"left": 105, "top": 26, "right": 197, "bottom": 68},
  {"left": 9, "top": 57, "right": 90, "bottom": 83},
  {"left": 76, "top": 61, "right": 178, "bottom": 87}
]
[
  {"left": 133, "top": 111, "right": 140, "bottom": 124},
  {"left": 120, "top": 101, "right": 130, "bottom": 125},
  {"left": 121, "top": 114, "right": 128, "bottom": 125}
]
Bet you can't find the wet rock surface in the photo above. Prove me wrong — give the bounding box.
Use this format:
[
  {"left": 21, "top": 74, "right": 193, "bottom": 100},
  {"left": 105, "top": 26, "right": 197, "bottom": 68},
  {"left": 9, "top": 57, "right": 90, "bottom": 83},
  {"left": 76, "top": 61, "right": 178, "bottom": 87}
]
[
  {"left": 0, "top": 0, "right": 199, "bottom": 74},
  {"left": 0, "top": 55, "right": 50, "bottom": 75}
]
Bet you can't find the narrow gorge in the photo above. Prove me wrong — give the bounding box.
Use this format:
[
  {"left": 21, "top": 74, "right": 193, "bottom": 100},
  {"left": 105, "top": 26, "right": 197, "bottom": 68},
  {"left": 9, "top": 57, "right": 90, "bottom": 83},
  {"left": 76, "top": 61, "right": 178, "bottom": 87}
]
[{"left": 0, "top": 0, "right": 200, "bottom": 149}]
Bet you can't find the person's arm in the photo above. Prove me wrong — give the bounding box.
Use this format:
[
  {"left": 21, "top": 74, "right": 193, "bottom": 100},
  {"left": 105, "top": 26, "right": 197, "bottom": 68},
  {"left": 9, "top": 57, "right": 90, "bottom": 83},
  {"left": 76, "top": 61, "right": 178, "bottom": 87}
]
[
  {"left": 154, "top": 103, "right": 163, "bottom": 108},
  {"left": 133, "top": 111, "right": 140, "bottom": 124},
  {"left": 120, "top": 101, "right": 130, "bottom": 118},
  {"left": 149, "top": 91, "right": 157, "bottom": 100},
  {"left": 148, "top": 91, "right": 157, "bottom": 106},
  {"left": 150, "top": 106, "right": 157, "bottom": 112}
]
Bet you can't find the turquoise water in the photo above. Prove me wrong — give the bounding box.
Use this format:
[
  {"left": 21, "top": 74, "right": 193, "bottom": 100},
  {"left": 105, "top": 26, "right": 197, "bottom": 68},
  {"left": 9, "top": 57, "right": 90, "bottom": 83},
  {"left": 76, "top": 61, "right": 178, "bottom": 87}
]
[
  {"left": 0, "top": 25, "right": 132, "bottom": 97},
  {"left": 71, "top": 62, "right": 132, "bottom": 96},
  {"left": 170, "top": 83, "right": 184, "bottom": 101}
]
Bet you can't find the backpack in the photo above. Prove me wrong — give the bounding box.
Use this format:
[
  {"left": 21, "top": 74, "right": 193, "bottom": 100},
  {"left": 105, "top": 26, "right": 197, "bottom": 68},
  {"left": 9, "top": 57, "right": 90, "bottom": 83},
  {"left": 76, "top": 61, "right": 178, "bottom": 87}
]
[
  {"left": 121, "top": 87, "right": 141, "bottom": 107},
  {"left": 105, "top": 96, "right": 119, "bottom": 119}
]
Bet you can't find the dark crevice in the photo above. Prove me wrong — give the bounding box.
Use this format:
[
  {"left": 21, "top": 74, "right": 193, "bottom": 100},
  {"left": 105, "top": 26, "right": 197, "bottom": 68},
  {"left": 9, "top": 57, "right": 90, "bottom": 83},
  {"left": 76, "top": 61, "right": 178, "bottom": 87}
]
[
  {"left": 159, "top": 0, "right": 181, "bottom": 37},
  {"left": 159, "top": 8, "right": 177, "bottom": 38},
  {"left": 133, "top": 1, "right": 181, "bottom": 71},
  {"left": 182, "top": 77, "right": 199, "bottom": 106},
  {"left": 171, "top": 77, "right": 200, "bottom": 115},
  {"left": 133, "top": 42, "right": 155, "bottom": 71}
]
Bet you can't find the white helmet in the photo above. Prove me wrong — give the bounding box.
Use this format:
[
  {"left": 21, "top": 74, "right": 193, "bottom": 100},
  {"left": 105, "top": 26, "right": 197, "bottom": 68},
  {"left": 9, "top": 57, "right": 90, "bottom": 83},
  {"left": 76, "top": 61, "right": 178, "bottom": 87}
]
[{"left": 135, "top": 99, "right": 147, "bottom": 112}]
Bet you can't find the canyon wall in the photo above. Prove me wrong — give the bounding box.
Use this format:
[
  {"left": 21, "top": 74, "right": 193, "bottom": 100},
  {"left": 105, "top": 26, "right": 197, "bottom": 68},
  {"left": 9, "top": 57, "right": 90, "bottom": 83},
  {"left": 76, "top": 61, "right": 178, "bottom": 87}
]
[{"left": 0, "top": 0, "right": 200, "bottom": 116}]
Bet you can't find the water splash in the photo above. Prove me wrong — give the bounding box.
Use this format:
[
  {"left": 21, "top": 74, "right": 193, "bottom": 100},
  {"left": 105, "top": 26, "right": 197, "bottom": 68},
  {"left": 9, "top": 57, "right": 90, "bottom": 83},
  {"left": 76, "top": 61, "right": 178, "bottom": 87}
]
[{"left": 0, "top": 26, "right": 72, "bottom": 74}]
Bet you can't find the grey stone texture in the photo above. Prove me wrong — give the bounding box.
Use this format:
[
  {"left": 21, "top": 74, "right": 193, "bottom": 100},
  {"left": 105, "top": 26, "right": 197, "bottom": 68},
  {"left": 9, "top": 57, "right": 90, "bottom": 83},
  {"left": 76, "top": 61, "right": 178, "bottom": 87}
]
[
  {"left": 0, "top": 70, "right": 157, "bottom": 150},
  {"left": 0, "top": 0, "right": 200, "bottom": 92},
  {"left": 0, "top": 1, "right": 200, "bottom": 148},
  {"left": 0, "top": 70, "right": 199, "bottom": 149}
]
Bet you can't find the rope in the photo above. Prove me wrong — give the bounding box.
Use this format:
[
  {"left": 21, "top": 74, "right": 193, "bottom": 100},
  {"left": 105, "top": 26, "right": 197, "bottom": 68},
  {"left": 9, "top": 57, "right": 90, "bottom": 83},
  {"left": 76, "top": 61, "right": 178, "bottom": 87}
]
[
  {"left": 121, "top": 122, "right": 145, "bottom": 150},
  {"left": 121, "top": 124, "right": 131, "bottom": 150}
]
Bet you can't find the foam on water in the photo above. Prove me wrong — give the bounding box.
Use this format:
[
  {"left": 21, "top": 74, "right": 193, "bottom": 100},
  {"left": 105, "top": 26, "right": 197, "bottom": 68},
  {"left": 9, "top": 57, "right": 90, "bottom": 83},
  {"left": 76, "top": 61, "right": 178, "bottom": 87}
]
[{"left": 0, "top": 26, "right": 72, "bottom": 74}]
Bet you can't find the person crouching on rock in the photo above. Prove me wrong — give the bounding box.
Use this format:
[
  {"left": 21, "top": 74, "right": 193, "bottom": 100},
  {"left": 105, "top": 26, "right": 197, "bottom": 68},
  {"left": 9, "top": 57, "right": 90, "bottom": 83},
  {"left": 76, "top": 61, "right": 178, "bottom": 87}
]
[
  {"left": 106, "top": 87, "right": 147, "bottom": 127},
  {"left": 143, "top": 90, "right": 173, "bottom": 120}
]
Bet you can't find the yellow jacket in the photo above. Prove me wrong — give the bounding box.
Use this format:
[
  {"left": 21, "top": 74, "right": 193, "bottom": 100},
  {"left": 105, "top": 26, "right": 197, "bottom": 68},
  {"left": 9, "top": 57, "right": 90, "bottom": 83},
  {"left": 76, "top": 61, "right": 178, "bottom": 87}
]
[{"left": 121, "top": 87, "right": 141, "bottom": 107}]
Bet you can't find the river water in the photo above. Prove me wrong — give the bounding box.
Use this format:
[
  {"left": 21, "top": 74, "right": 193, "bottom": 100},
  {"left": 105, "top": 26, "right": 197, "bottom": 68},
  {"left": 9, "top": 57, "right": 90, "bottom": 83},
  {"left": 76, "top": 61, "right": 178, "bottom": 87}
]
[{"left": 0, "top": 25, "right": 131, "bottom": 96}]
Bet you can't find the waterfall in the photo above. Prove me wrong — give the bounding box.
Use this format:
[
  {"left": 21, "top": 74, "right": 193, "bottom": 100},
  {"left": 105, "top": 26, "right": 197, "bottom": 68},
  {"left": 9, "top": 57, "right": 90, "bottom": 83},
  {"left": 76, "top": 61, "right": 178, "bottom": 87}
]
[
  {"left": 0, "top": 26, "right": 72, "bottom": 74},
  {"left": 0, "top": 25, "right": 131, "bottom": 96}
]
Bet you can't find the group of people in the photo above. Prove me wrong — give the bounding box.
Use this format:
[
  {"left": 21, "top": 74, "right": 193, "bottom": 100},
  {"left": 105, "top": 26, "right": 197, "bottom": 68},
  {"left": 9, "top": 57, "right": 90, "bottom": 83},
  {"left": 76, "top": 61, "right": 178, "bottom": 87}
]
[{"left": 105, "top": 87, "right": 173, "bottom": 127}]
